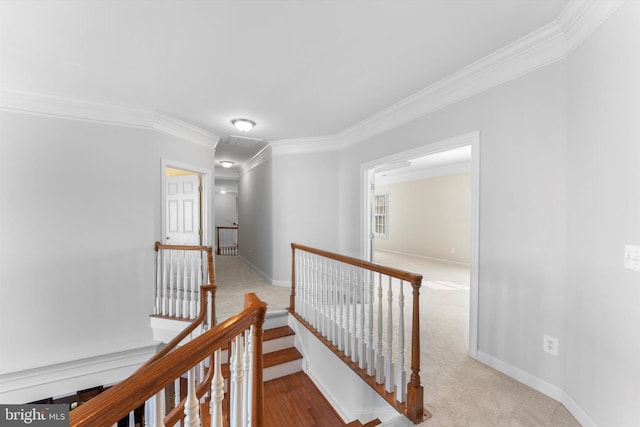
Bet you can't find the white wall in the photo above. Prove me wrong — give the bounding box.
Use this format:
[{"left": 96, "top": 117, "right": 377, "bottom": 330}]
[
  {"left": 332, "top": 5, "right": 640, "bottom": 425},
  {"left": 375, "top": 172, "right": 471, "bottom": 264},
  {"left": 565, "top": 2, "right": 640, "bottom": 425},
  {"left": 214, "top": 188, "right": 238, "bottom": 227},
  {"left": 0, "top": 111, "right": 216, "bottom": 401},
  {"left": 238, "top": 153, "right": 274, "bottom": 280},
  {"left": 271, "top": 150, "right": 340, "bottom": 284},
  {"left": 339, "top": 60, "right": 569, "bottom": 390}
]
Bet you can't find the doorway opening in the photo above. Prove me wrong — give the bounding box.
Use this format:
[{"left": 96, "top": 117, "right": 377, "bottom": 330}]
[
  {"left": 161, "top": 159, "right": 212, "bottom": 246},
  {"left": 361, "top": 131, "right": 480, "bottom": 358}
]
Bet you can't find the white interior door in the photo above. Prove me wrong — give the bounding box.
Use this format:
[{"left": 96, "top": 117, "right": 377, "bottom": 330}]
[{"left": 166, "top": 174, "right": 201, "bottom": 245}]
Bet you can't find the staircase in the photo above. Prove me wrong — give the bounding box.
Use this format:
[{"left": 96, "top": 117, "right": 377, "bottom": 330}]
[
  {"left": 262, "top": 313, "right": 303, "bottom": 381},
  {"left": 260, "top": 312, "right": 381, "bottom": 427}
]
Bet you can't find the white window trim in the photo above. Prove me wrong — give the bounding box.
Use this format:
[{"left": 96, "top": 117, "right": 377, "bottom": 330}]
[{"left": 373, "top": 191, "right": 389, "bottom": 239}]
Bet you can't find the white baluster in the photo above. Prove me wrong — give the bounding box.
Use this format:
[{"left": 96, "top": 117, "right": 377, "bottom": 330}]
[
  {"left": 367, "top": 271, "right": 375, "bottom": 376},
  {"left": 313, "top": 256, "right": 320, "bottom": 329},
  {"left": 242, "top": 329, "right": 251, "bottom": 427},
  {"left": 230, "top": 335, "right": 244, "bottom": 427},
  {"left": 210, "top": 349, "right": 224, "bottom": 427},
  {"left": 144, "top": 395, "right": 152, "bottom": 427},
  {"left": 375, "top": 273, "right": 384, "bottom": 384},
  {"left": 318, "top": 258, "right": 328, "bottom": 337},
  {"left": 248, "top": 326, "right": 255, "bottom": 425},
  {"left": 182, "top": 252, "right": 189, "bottom": 318},
  {"left": 184, "top": 367, "right": 201, "bottom": 427},
  {"left": 385, "top": 276, "right": 395, "bottom": 393},
  {"left": 168, "top": 250, "right": 175, "bottom": 317},
  {"left": 154, "top": 389, "right": 166, "bottom": 427},
  {"left": 337, "top": 269, "right": 345, "bottom": 351},
  {"left": 128, "top": 410, "right": 135, "bottom": 426},
  {"left": 301, "top": 252, "right": 308, "bottom": 321},
  {"left": 396, "top": 280, "right": 407, "bottom": 403},
  {"left": 359, "top": 269, "right": 367, "bottom": 370},
  {"left": 296, "top": 251, "right": 303, "bottom": 317},
  {"left": 344, "top": 269, "right": 352, "bottom": 357},
  {"left": 174, "top": 377, "right": 180, "bottom": 417},
  {"left": 351, "top": 273, "right": 359, "bottom": 363},
  {"left": 301, "top": 251, "right": 307, "bottom": 317},
  {"left": 176, "top": 252, "right": 184, "bottom": 318},
  {"left": 234, "top": 229, "right": 238, "bottom": 255},
  {"left": 310, "top": 255, "right": 317, "bottom": 328},
  {"left": 308, "top": 253, "right": 314, "bottom": 324},
  {"left": 156, "top": 250, "right": 162, "bottom": 315},
  {"left": 184, "top": 251, "right": 198, "bottom": 319},
  {"left": 327, "top": 264, "right": 333, "bottom": 343},
  {"left": 162, "top": 250, "right": 169, "bottom": 316}
]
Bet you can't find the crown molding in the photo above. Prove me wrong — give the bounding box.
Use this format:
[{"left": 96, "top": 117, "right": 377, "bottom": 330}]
[
  {"left": 557, "top": 0, "right": 625, "bottom": 55},
  {"left": 269, "top": 0, "right": 624, "bottom": 155},
  {"left": 0, "top": 88, "right": 219, "bottom": 149},
  {"left": 270, "top": 134, "right": 342, "bottom": 156},
  {"left": 153, "top": 111, "right": 220, "bottom": 149},
  {"left": 241, "top": 144, "right": 272, "bottom": 177}
]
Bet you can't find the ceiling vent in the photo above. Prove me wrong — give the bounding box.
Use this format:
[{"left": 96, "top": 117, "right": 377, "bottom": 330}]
[{"left": 225, "top": 134, "right": 264, "bottom": 148}]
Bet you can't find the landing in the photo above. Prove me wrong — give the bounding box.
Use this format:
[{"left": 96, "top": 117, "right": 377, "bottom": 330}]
[{"left": 214, "top": 255, "right": 290, "bottom": 321}]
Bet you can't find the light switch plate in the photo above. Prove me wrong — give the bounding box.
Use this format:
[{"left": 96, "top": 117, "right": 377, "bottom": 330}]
[{"left": 624, "top": 245, "right": 640, "bottom": 271}]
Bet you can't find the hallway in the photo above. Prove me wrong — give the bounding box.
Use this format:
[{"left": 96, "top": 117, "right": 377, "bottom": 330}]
[{"left": 214, "top": 255, "right": 290, "bottom": 321}]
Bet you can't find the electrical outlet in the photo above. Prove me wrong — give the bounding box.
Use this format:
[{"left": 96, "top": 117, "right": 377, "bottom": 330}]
[
  {"left": 624, "top": 245, "right": 640, "bottom": 271},
  {"left": 543, "top": 335, "right": 559, "bottom": 356}
]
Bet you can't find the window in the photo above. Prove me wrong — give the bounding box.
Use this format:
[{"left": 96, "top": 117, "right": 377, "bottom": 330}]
[{"left": 373, "top": 192, "right": 388, "bottom": 238}]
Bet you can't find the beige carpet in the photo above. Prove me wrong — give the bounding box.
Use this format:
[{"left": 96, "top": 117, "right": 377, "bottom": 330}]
[
  {"left": 215, "top": 253, "right": 580, "bottom": 426},
  {"left": 214, "top": 255, "right": 290, "bottom": 321},
  {"left": 374, "top": 251, "right": 579, "bottom": 427}
]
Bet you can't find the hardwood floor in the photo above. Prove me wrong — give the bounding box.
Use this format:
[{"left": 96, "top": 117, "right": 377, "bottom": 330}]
[{"left": 263, "top": 372, "right": 347, "bottom": 427}]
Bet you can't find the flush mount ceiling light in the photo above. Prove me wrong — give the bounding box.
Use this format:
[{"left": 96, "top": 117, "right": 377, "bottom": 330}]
[
  {"left": 220, "top": 161, "right": 234, "bottom": 168},
  {"left": 231, "top": 118, "right": 256, "bottom": 132}
]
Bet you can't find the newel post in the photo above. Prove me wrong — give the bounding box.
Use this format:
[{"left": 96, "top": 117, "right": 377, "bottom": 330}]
[
  {"left": 406, "top": 278, "right": 424, "bottom": 421},
  {"left": 247, "top": 294, "right": 267, "bottom": 427},
  {"left": 205, "top": 247, "right": 217, "bottom": 325},
  {"left": 290, "top": 244, "right": 297, "bottom": 313}
]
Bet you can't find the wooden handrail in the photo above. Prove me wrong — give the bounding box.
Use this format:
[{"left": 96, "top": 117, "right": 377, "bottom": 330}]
[
  {"left": 70, "top": 293, "right": 267, "bottom": 427},
  {"left": 291, "top": 243, "right": 423, "bottom": 284},
  {"left": 290, "top": 243, "right": 427, "bottom": 423}
]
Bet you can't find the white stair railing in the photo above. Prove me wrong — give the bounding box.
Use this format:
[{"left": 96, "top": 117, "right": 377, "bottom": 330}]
[
  {"left": 217, "top": 226, "right": 239, "bottom": 256},
  {"left": 154, "top": 242, "right": 214, "bottom": 321},
  {"left": 70, "top": 294, "right": 266, "bottom": 427},
  {"left": 290, "top": 243, "right": 425, "bottom": 423}
]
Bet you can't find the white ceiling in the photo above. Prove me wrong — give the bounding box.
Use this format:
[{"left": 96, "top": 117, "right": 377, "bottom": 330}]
[{"left": 0, "top": 0, "right": 571, "bottom": 171}]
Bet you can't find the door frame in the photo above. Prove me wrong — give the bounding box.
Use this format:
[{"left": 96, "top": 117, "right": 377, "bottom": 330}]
[
  {"left": 161, "top": 159, "right": 212, "bottom": 246},
  {"left": 360, "top": 130, "right": 480, "bottom": 359}
]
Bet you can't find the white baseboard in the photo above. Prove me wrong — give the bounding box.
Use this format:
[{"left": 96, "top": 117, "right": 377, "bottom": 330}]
[
  {"left": 271, "top": 279, "right": 291, "bottom": 287},
  {"left": 237, "top": 255, "right": 273, "bottom": 283},
  {"left": 0, "top": 344, "right": 159, "bottom": 404},
  {"left": 375, "top": 248, "right": 471, "bottom": 267},
  {"left": 477, "top": 351, "right": 596, "bottom": 427}
]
